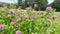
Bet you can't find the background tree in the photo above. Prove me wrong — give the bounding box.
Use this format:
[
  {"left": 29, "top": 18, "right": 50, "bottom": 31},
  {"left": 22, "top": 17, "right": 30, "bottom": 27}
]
[
  {"left": 36, "top": 0, "right": 48, "bottom": 10},
  {"left": 51, "top": 0, "right": 60, "bottom": 11},
  {"left": 16, "top": 0, "right": 22, "bottom": 8}
]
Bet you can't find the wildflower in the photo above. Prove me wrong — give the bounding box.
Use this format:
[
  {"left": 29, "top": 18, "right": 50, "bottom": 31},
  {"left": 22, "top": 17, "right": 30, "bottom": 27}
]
[
  {"left": 16, "top": 18, "right": 21, "bottom": 22},
  {"left": 24, "top": 15, "right": 29, "bottom": 19},
  {"left": 0, "top": 24, "right": 4, "bottom": 32},
  {"left": 10, "top": 21, "right": 16, "bottom": 26},
  {"left": 31, "top": 18, "right": 34, "bottom": 21},
  {"left": 46, "top": 6, "right": 52, "bottom": 11},
  {"left": 3, "top": 4, "right": 7, "bottom": 9},
  {"left": 31, "top": 16, "right": 36, "bottom": 21},
  {"left": 10, "top": 10, "right": 15, "bottom": 15},
  {"left": 9, "top": 10, "right": 15, "bottom": 16},
  {"left": 16, "top": 30, "right": 21, "bottom": 34},
  {"left": 53, "top": 15, "right": 58, "bottom": 20},
  {"left": 0, "top": 30, "right": 3, "bottom": 32},
  {"left": 0, "top": 24, "right": 4, "bottom": 30},
  {"left": 48, "top": 16, "right": 52, "bottom": 20},
  {"left": 40, "top": 12, "right": 44, "bottom": 18}
]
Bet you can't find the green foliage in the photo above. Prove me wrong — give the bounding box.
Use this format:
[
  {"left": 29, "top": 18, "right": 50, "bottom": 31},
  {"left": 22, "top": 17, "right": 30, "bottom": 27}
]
[{"left": 0, "top": 7, "right": 60, "bottom": 34}]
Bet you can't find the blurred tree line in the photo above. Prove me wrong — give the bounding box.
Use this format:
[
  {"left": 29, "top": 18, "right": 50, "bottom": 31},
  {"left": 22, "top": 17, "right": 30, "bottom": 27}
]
[
  {"left": 17, "top": 0, "right": 48, "bottom": 11},
  {"left": 0, "top": 0, "right": 60, "bottom": 11},
  {"left": 17, "top": 0, "right": 60, "bottom": 11}
]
